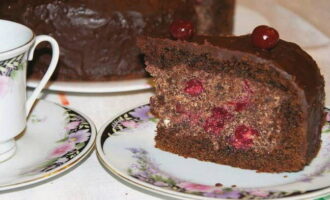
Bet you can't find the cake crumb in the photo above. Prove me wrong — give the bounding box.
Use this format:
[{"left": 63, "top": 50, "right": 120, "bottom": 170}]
[
  {"left": 163, "top": 119, "right": 171, "bottom": 127},
  {"left": 231, "top": 185, "right": 237, "bottom": 188},
  {"left": 283, "top": 175, "right": 288, "bottom": 178},
  {"left": 215, "top": 183, "right": 223, "bottom": 187}
]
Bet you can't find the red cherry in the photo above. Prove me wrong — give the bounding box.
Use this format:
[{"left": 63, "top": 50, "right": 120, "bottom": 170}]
[
  {"left": 251, "top": 25, "right": 279, "bottom": 49},
  {"left": 170, "top": 19, "right": 194, "bottom": 40},
  {"left": 203, "top": 107, "right": 234, "bottom": 135},
  {"left": 203, "top": 117, "right": 225, "bottom": 135},
  {"left": 231, "top": 125, "right": 259, "bottom": 149},
  {"left": 184, "top": 79, "right": 204, "bottom": 96},
  {"left": 211, "top": 107, "right": 233, "bottom": 120},
  {"left": 228, "top": 101, "right": 249, "bottom": 112}
]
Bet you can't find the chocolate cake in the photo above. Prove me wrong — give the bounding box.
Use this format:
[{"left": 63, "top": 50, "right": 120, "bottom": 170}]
[
  {"left": 0, "top": 0, "right": 235, "bottom": 81},
  {"left": 138, "top": 33, "right": 325, "bottom": 172}
]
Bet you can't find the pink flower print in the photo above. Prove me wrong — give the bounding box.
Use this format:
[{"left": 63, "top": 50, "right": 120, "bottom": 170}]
[
  {"left": 65, "top": 121, "right": 81, "bottom": 131},
  {"left": 204, "top": 190, "right": 241, "bottom": 199},
  {"left": 249, "top": 190, "right": 269, "bottom": 197},
  {"left": 49, "top": 142, "right": 75, "bottom": 158},
  {"left": 121, "top": 120, "right": 138, "bottom": 128},
  {"left": 68, "top": 129, "right": 91, "bottom": 144},
  {"left": 326, "top": 112, "right": 330, "bottom": 122},
  {"left": 0, "top": 76, "right": 11, "bottom": 97},
  {"left": 178, "top": 182, "right": 214, "bottom": 192}
]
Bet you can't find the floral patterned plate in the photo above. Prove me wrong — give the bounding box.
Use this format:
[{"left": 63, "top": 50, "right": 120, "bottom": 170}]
[
  {"left": 0, "top": 100, "right": 96, "bottom": 191},
  {"left": 96, "top": 104, "right": 330, "bottom": 200}
]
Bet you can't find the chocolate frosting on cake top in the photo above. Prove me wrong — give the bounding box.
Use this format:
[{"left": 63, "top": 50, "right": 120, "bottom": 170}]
[
  {"left": 190, "top": 35, "right": 324, "bottom": 106},
  {"left": 0, "top": 0, "right": 195, "bottom": 80},
  {"left": 0, "top": 0, "right": 235, "bottom": 80}
]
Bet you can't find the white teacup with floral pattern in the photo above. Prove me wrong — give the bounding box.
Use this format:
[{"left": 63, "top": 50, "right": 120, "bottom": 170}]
[{"left": 0, "top": 20, "right": 59, "bottom": 162}]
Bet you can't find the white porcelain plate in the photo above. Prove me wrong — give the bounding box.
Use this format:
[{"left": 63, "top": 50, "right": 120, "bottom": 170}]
[
  {"left": 96, "top": 104, "right": 330, "bottom": 200},
  {"left": 0, "top": 100, "right": 96, "bottom": 191},
  {"left": 27, "top": 78, "right": 153, "bottom": 93}
]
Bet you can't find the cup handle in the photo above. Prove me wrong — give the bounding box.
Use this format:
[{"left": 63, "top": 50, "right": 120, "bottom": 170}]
[{"left": 26, "top": 35, "right": 59, "bottom": 116}]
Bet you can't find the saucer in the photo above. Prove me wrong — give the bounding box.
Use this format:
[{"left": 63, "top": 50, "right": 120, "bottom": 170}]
[
  {"left": 96, "top": 104, "right": 330, "bottom": 200},
  {"left": 0, "top": 100, "right": 96, "bottom": 191}
]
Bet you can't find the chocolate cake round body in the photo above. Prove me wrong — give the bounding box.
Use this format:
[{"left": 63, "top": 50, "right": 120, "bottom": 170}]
[
  {"left": 0, "top": 0, "right": 235, "bottom": 81},
  {"left": 138, "top": 36, "right": 325, "bottom": 172}
]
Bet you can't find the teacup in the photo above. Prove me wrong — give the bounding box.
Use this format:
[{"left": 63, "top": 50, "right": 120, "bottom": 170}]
[{"left": 0, "top": 20, "right": 59, "bottom": 162}]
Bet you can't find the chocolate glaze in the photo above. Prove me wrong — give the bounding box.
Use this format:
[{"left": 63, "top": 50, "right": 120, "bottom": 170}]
[
  {"left": 0, "top": 0, "right": 235, "bottom": 81},
  {"left": 139, "top": 35, "right": 324, "bottom": 110},
  {"left": 190, "top": 35, "right": 325, "bottom": 106}
]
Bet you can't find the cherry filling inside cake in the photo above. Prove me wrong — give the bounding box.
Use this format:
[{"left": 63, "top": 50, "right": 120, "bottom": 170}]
[
  {"left": 138, "top": 35, "right": 325, "bottom": 173},
  {"left": 148, "top": 63, "right": 304, "bottom": 172},
  {"left": 151, "top": 65, "right": 292, "bottom": 150}
]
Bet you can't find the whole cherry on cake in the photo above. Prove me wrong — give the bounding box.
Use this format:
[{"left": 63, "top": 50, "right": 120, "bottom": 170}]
[
  {"left": 251, "top": 25, "right": 279, "bottom": 49},
  {"left": 170, "top": 19, "right": 194, "bottom": 40}
]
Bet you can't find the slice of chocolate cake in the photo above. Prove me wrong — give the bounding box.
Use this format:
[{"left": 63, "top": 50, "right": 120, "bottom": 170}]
[{"left": 138, "top": 31, "right": 325, "bottom": 172}]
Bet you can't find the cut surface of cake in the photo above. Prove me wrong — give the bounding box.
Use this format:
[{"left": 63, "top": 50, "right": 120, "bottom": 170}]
[
  {"left": 0, "top": 0, "right": 235, "bottom": 81},
  {"left": 138, "top": 35, "right": 325, "bottom": 172}
]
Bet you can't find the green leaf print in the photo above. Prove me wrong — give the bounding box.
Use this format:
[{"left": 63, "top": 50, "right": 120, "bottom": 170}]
[
  {"left": 56, "top": 137, "right": 69, "bottom": 143},
  {"left": 76, "top": 142, "right": 86, "bottom": 150}
]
